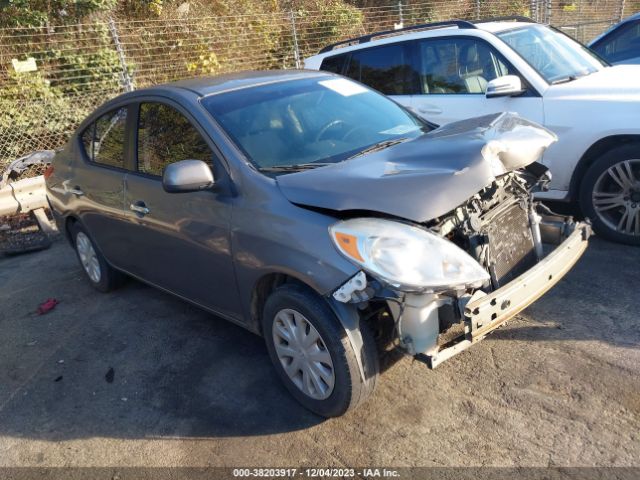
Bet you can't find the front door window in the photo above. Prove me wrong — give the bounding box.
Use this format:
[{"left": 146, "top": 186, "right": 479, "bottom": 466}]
[
  {"left": 137, "top": 103, "right": 214, "bottom": 176},
  {"left": 417, "top": 38, "right": 513, "bottom": 94}
]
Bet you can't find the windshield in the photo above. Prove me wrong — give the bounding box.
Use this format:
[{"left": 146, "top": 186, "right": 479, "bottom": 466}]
[
  {"left": 497, "top": 25, "right": 606, "bottom": 83},
  {"left": 201, "top": 77, "right": 424, "bottom": 171}
]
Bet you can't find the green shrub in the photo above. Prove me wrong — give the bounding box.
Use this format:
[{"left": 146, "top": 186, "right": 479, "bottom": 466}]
[
  {"left": 0, "top": 72, "right": 94, "bottom": 163},
  {"left": 47, "top": 47, "right": 124, "bottom": 94}
]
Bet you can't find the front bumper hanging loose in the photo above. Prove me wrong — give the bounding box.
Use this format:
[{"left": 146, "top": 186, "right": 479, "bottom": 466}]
[{"left": 417, "top": 221, "right": 591, "bottom": 368}]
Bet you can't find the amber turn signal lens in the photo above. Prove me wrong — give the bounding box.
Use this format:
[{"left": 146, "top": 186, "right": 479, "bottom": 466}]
[{"left": 334, "top": 232, "right": 364, "bottom": 262}]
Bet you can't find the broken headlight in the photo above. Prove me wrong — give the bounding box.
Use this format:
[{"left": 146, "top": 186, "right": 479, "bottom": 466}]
[{"left": 329, "top": 218, "right": 490, "bottom": 292}]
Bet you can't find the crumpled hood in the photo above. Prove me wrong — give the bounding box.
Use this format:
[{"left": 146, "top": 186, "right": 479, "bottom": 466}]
[{"left": 277, "top": 112, "right": 556, "bottom": 223}]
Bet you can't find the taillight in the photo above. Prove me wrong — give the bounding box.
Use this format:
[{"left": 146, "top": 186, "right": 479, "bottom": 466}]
[{"left": 44, "top": 165, "right": 54, "bottom": 179}]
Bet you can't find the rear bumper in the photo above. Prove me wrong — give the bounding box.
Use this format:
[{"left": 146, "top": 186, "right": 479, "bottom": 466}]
[{"left": 420, "top": 221, "right": 591, "bottom": 368}]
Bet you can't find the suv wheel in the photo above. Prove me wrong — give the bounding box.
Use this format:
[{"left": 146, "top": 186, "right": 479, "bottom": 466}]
[
  {"left": 262, "top": 284, "right": 378, "bottom": 417},
  {"left": 580, "top": 145, "right": 640, "bottom": 245},
  {"left": 70, "top": 222, "right": 124, "bottom": 292}
]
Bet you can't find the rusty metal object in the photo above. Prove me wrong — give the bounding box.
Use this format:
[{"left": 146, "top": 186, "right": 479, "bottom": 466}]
[
  {"left": 0, "top": 151, "right": 57, "bottom": 254},
  {"left": 0, "top": 211, "right": 52, "bottom": 255},
  {"left": 0, "top": 176, "right": 49, "bottom": 217},
  {"left": 0, "top": 151, "right": 55, "bottom": 188}
]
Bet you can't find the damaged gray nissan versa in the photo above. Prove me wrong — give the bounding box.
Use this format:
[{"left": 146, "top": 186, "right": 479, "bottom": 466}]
[{"left": 45, "top": 70, "right": 591, "bottom": 417}]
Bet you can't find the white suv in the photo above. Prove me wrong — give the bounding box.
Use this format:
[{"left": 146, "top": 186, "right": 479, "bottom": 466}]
[{"left": 305, "top": 17, "right": 640, "bottom": 245}]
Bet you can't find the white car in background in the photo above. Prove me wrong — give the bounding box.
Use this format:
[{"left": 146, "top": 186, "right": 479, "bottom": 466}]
[{"left": 305, "top": 16, "right": 640, "bottom": 244}]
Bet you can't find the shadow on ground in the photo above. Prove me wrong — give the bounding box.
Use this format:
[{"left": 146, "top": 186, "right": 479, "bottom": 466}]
[
  {"left": 0, "top": 236, "right": 638, "bottom": 443},
  {"left": 0, "top": 256, "right": 323, "bottom": 439}
]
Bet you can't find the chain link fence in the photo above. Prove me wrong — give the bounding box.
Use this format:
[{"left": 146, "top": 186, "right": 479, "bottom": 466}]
[{"left": 0, "top": 0, "right": 633, "bottom": 170}]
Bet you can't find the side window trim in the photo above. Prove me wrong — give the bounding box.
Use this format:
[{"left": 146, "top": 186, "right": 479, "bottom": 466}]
[
  {"left": 402, "top": 40, "right": 420, "bottom": 95},
  {"left": 123, "top": 102, "right": 137, "bottom": 172},
  {"left": 414, "top": 35, "right": 540, "bottom": 97},
  {"left": 79, "top": 122, "right": 95, "bottom": 162},
  {"left": 343, "top": 52, "right": 354, "bottom": 76}
]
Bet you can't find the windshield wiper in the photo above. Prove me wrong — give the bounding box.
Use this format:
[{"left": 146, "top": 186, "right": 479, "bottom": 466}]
[
  {"left": 550, "top": 75, "right": 578, "bottom": 85},
  {"left": 550, "top": 71, "right": 592, "bottom": 85},
  {"left": 259, "top": 163, "right": 332, "bottom": 173},
  {"left": 348, "top": 138, "right": 409, "bottom": 160}
]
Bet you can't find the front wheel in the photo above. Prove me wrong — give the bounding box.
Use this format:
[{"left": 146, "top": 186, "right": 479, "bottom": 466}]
[
  {"left": 579, "top": 146, "right": 640, "bottom": 245},
  {"left": 262, "top": 284, "right": 378, "bottom": 417}
]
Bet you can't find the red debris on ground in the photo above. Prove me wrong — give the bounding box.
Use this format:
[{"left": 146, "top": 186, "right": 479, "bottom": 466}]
[{"left": 37, "top": 298, "right": 59, "bottom": 315}]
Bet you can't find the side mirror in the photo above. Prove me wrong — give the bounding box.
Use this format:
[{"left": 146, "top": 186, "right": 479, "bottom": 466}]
[
  {"left": 486, "top": 75, "right": 525, "bottom": 98},
  {"left": 162, "top": 159, "right": 214, "bottom": 193}
]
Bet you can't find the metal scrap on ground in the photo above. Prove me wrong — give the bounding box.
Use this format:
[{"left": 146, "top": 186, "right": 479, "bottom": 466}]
[{"left": 0, "top": 151, "right": 57, "bottom": 255}]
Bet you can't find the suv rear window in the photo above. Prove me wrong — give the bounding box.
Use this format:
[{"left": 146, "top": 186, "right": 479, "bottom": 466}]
[
  {"left": 344, "top": 44, "right": 418, "bottom": 95},
  {"left": 320, "top": 54, "right": 347, "bottom": 74}
]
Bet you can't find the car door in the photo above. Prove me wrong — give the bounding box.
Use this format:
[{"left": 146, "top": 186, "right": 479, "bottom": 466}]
[
  {"left": 410, "top": 36, "right": 544, "bottom": 126},
  {"left": 71, "top": 106, "right": 131, "bottom": 266},
  {"left": 120, "top": 99, "right": 241, "bottom": 320}
]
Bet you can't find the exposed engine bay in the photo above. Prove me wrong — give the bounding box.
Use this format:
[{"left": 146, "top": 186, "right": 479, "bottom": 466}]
[
  {"left": 428, "top": 163, "right": 552, "bottom": 290},
  {"left": 331, "top": 164, "right": 589, "bottom": 369},
  {"left": 320, "top": 112, "right": 591, "bottom": 370}
]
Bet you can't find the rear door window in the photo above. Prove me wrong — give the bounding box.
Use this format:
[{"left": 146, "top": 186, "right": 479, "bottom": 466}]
[
  {"left": 136, "top": 102, "right": 214, "bottom": 177},
  {"left": 81, "top": 107, "right": 128, "bottom": 169},
  {"left": 345, "top": 43, "right": 419, "bottom": 95}
]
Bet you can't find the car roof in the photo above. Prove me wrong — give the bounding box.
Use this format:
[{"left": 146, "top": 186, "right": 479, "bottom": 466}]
[
  {"left": 86, "top": 69, "right": 334, "bottom": 123},
  {"left": 589, "top": 12, "right": 640, "bottom": 46},
  {"left": 622, "top": 11, "right": 640, "bottom": 22},
  {"left": 149, "top": 69, "right": 331, "bottom": 97},
  {"left": 474, "top": 21, "right": 536, "bottom": 33},
  {"left": 307, "top": 19, "right": 537, "bottom": 61}
]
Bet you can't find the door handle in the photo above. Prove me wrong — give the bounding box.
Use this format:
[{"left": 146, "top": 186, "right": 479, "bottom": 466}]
[
  {"left": 129, "top": 202, "right": 150, "bottom": 216},
  {"left": 418, "top": 105, "right": 443, "bottom": 115},
  {"left": 69, "top": 187, "right": 84, "bottom": 196}
]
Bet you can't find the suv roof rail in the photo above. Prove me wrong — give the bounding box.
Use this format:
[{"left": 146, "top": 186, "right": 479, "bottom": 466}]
[
  {"left": 473, "top": 15, "right": 537, "bottom": 24},
  {"left": 318, "top": 19, "right": 476, "bottom": 54}
]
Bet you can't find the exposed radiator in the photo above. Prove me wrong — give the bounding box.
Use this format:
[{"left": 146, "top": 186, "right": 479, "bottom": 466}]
[{"left": 486, "top": 202, "right": 537, "bottom": 287}]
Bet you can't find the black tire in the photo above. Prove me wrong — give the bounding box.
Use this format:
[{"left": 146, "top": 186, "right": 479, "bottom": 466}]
[
  {"left": 69, "top": 222, "right": 124, "bottom": 292},
  {"left": 262, "top": 284, "right": 378, "bottom": 417},
  {"left": 579, "top": 145, "right": 640, "bottom": 246}
]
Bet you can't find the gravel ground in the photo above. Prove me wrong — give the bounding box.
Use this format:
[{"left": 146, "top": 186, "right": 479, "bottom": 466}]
[{"left": 0, "top": 237, "right": 639, "bottom": 469}]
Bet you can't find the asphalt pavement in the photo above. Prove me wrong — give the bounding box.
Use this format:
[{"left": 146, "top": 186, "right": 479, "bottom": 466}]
[{"left": 0, "top": 237, "right": 639, "bottom": 468}]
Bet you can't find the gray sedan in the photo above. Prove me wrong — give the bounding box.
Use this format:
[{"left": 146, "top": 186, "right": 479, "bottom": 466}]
[{"left": 46, "top": 70, "right": 589, "bottom": 417}]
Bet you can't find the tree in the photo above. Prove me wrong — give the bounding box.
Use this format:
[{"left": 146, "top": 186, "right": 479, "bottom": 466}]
[{"left": 0, "top": 0, "right": 118, "bottom": 28}]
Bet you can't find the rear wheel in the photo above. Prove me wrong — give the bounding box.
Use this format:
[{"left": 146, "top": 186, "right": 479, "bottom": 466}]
[
  {"left": 262, "top": 284, "right": 378, "bottom": 417},
  {"left": 580, "top": 146, "right": 640, "bottom": 245},
  {"left": 70, "top": 222, "right": 124, "bottom": 292}
]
